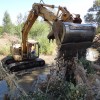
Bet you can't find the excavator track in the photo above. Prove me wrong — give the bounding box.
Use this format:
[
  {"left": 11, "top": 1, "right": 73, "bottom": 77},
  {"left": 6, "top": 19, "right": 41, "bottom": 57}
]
[{"left": 1, "top": 56, "right": 45, "bottom": 72}]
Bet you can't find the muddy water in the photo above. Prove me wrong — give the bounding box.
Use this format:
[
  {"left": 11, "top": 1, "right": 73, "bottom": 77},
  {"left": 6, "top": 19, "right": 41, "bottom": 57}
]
[
  {"left": 0, "top": 80, "right": 9, "bottom": 100},
  {"left": 16, "top": 66, "right": 51, "bottom": 92},
  {"left": 0, "top": 55, "right": 56, "bottom": 98},
  {"left": 16, "top": 55, "right": 55, "bottom": 92}
]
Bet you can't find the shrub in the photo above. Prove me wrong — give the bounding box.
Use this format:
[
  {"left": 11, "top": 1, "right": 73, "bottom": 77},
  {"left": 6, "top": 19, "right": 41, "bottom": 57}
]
[
  {"left": 46, "top": 81, "right": 86, "bottom": 100},
  {"left": 0, "top": 26, "right": 3, "bottom": 35},
  {"left": 79, "top": 57, "right": 95, "bottom": 74},
  {"left": 28, "top": 21, "right": 56, "bottom": 55},
  {"left": 19, "top": 81, "right": 86, "bottom": 100},
  {"left": 29, "top": 21, "right": 50, "bottom": 38},
  {"left": 37, "top": 37, "right": 56, "bottom": 55},
  {"left": 96, "top": 26, "right": 100, "bottom": 34},
  {"left": 0, "top": 45, "right": 10, "bottom": 55},
  {"left": 0, "top": 21, "right": 55, "bottom": 55}
]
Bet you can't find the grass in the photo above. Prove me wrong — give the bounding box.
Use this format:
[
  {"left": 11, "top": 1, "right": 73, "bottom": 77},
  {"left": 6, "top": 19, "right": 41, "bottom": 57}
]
[
  {"left": 0, "top": 45, "right": 10, "bottom": 55},
  {"left": 19, "top": 81, "right": 86, "bottom": 100}
]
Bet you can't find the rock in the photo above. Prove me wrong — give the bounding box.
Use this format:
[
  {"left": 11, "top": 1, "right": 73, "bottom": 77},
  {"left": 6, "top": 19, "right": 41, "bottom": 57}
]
[
  {"left": 31, "top": 74, "right": 48, "bottom": 92},
  {"left": 37, "top": 74, "right": 48, "bottom": 84},
  {"left": 95, "top": 78, "right": 100, "bottom": 100},
  {"left": 95, "top": 79, "right": 100, "bottom": 87},
  {"left": 96, "top": 91, "right": 100, "bottom": 100}
]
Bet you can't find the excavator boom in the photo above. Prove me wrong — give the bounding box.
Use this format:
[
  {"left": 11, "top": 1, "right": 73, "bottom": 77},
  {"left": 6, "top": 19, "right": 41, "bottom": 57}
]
[
  {"left": 22, "top": 10, "right": 38, "bottom": 57},
  {"left": 21, "top": 3, "right": 58, "bottom": 58}
]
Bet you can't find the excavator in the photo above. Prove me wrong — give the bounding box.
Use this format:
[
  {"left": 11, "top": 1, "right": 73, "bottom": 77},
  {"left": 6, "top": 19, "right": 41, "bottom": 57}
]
[{"left": 1, "top": 3, "right": 96, "bottom": 72}]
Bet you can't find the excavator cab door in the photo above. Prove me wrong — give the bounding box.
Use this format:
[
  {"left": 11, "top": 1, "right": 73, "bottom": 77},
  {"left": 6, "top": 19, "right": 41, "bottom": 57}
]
[
  {"left": 27, "top": 40, "right": 40, "bottom": 59},
  {"left": 10, "top": 43, "right": 22, "bottom": 61}
]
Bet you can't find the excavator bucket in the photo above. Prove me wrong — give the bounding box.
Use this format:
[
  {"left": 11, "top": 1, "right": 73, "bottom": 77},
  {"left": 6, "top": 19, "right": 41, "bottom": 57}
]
[{"left": 49, "top": 21, "right": 96, "bottom": 58}]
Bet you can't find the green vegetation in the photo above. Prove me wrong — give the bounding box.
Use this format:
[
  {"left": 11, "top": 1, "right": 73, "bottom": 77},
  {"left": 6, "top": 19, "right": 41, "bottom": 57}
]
[
  {"left": 28, "top": 21, "right": 56, "bottom": 54},
  {"left": 29, "top": 21, "right": 49, "bottom": 38},
  {"left": 84, "top": 0, "right": 100, "bottom": 34},
  {"left": 0, "top": 11, "right": 56, "bottom": 55},
  {"left": 19, "top": 81, "right": 86, "bottom": 100},
  {"left": 2, "top": 11, "right": 14, "bottom": 34},
  {"left": 0, "top": 26, "right": 3, "bottom": 35},
  {"left": 79, "top": 57, "right": 95, "bottom": 74},
  {"left": 15, "top": 13, "right": 24, "bottom": 37},
  {"left": 96, "top": 26, "right": 100, "bottom": 33},
  {"left": 84, "top": 0, "right": 100, "bottom": 23},
  {"left": 0, "top": 45, "right": 10, "bottom": 55}
]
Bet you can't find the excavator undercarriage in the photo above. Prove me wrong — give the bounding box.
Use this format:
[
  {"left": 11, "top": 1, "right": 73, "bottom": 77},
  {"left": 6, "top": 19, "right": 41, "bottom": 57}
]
[{"left": 1, "top": 56, "right": 45, "bottom": 72}]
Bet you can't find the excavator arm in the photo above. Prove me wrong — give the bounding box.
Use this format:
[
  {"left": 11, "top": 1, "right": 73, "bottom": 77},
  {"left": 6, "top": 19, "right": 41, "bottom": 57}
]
[
  {"left": 21, "top": 3, "right": 73, "bottom": 58},
  {"left": 22, "top": 9, "right": 38, "bottom": 57}
]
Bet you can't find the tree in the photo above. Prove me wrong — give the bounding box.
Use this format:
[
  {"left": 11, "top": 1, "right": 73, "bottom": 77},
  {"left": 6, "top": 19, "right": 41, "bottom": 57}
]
[
  {"left": 15, "top": 13, "right": 28, "bottom": 38},
  {"left": 84, "top": 13, "right": 94, "bottom": 23},
  {"left": 96, "top": 10, "right": 100, "bottom": 23},
  {"left": 23, "top": 13, "right": 27, "bottom": 22},
  {"left": 17, "top": 13, "right": 23, "bottom": 24},
  {"left": 84, "top": 0, "right": 100, "bottom": 24},
  {"left": 0, "top": 26, "right": 3, "bottom": 35},
  {"left": 15, "top": 13, "right": 28, "bottom": 37},
  {"left": 2, "top": 11, "right": 13, "bottom": 34},
  {"left": 88, "top": 0, "right": 100, "bottom": 11},
  {"left": 84, "top": 0, "right": 100, "bottom": 33},
  {"left": 15, "top": 13, "right": 24, "bottom": 37}
]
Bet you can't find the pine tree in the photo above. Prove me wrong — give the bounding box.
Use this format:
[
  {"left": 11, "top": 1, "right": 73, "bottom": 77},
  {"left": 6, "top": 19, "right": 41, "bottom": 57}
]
[
  {"left": 2, "top": 11, "right": 13, "bottom": 34},
  {"left": 84, "top": 0, "right": 100, "bottom": 24}
]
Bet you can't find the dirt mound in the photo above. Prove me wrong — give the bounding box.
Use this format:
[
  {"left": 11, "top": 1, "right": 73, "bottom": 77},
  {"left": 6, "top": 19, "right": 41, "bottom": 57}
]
[
  {"left": 0, "top": 33, "right": 20, "bottom": 58},
  {"left": 0, "top": 33, "right": 20, "bottom": 47},
  {"left": 1, "top": 33, "right": 20, "bottom": 43}
]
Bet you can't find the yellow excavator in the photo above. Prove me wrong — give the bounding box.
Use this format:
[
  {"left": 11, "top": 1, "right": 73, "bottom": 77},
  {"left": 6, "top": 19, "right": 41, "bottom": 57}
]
[{"left": 1, "top": 3, "right": 96, "bottom": 72}]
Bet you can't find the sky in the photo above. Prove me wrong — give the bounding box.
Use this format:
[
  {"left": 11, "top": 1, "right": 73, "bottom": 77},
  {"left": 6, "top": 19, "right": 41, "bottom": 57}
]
[{"left": 0, "top": 0, "right": 94, "bottom": 25}]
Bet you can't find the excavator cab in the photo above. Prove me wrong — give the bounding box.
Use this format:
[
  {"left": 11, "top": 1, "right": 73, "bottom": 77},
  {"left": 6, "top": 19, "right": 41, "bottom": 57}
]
[
  {"left": 10, "top": 40, "right": 40, "bottom": 61},
  {"left": 1, "top": 40, "right": 45, "bottom": 72},
  {"left": 27, "top": 40, "right": 40, "bottom": 59}
]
